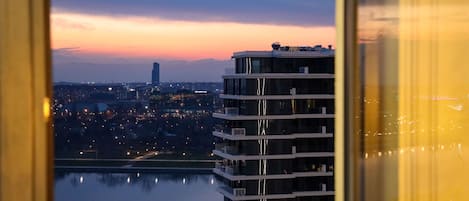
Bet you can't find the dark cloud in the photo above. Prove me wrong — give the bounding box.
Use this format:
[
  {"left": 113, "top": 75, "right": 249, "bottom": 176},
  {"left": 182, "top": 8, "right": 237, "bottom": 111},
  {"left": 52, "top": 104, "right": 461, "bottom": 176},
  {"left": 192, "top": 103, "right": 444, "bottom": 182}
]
[{"left": 52, "top": 0, "right": 335, "bottom": 27}]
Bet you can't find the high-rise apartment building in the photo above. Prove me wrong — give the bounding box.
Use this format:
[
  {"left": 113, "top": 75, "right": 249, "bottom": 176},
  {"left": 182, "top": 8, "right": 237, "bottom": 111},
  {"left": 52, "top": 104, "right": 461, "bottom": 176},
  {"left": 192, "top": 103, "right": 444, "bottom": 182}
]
[
  {"left": 213, "top": 43, "right": 335, "bottom": 201},
  {"left": 152, "top": 62, "right": 160, "bottom": 86}
]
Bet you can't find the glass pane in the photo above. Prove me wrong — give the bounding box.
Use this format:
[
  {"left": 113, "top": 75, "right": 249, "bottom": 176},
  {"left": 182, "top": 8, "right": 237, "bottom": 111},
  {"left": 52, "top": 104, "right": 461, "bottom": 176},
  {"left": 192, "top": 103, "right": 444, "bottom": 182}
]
[
  {"left": 50, "top": 1, "right": 336, "bottom": 200},
  {"left": 354, "top": 0, "right": 469, "bottom": 200}
]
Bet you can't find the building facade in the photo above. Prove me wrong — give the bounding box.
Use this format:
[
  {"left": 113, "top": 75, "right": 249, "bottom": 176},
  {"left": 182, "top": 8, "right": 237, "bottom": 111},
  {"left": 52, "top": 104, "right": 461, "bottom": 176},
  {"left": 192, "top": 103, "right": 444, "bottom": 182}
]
[
  {"left": 213, "top": 44, "right": 335, "bottom": 201},
  {"left": 152, "top": 62, "right": 160, "bottom": 86}
]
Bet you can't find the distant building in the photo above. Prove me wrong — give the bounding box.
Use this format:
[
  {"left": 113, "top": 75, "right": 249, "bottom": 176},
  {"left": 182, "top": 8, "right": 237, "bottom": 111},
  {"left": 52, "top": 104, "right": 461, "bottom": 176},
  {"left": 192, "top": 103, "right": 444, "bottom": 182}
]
[
  {"left": 152, "top": 62, "right": 160, "bottom": 86},
  {"left": 213, "top": 43, "right": 335, "bottom": 201}
]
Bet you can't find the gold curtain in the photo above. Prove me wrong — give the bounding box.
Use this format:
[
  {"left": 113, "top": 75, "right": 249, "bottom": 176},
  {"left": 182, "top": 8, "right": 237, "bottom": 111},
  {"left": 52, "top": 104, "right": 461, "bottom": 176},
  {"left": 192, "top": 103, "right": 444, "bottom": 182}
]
[
  {"left": 397, "top": 1, "right": 469, "bottom": 200},
  {"left": 340, "top": 0, "right": 469, "bottom": 200},
  {"left": 0, "top": 0, "right": 52, "bottom": 201}
]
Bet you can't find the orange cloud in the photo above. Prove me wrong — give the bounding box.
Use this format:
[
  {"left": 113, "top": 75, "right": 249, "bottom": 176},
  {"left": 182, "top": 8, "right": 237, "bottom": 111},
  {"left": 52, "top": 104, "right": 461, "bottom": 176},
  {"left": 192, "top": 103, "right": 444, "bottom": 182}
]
[{"left": 51, "top": 12, "right": 336, "bottom": 60}]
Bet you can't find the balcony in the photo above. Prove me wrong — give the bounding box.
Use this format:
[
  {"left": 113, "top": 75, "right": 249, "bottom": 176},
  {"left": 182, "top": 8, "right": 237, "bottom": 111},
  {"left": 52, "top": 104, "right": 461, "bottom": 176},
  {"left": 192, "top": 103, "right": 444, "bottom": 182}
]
[
  {"left": 233, "top": 188, "right": 246, "bottom": 196},
  {"left": 211, "top": 127, "right": 246, "bottom": 136},
  {"left": 213, "top": 129, "right": 333, "bottom": 141},
  {"left": 213, "top": 149, "right": 334, "bottom": 160},
  {"left": 213, "top": 112, "right": 335, "bottom": 121},
  {"left": 218, "top": 185, "right": 334, "bottom": 200},
  {"left": 224, "top": 107, "right": 239, "bottom": 115},
  {"left": 219, "top": 94, "right": 335, "bottom": 101},
  {"left": 231, "top": 128, "right": 246, "bottom": 136},
  {"left": 219, "top": 186, "right": 246, "bottom": 198},
  {"left": 214, "top": 162, "right": 239, "bottom": 175},
  {"left": 215, "top": 106, "right": 334, "bottom": 119},
  {"left": 214, "top": 164, "right": 333, "bottom": 181},
  {"left": 222, "top": 73, "right": 334, "bottom": 79},
  {"left": 215, "top": 144, "right": 239, "bottom": 155},
  {"left": 299, "top": 66, "right": 309, "bottom": 74},
  {"left": 296, "top": 164, "right": 334, "bottom": 174},
  {"left": 214, "top": 143, "right": 227, "bottom": 150}
]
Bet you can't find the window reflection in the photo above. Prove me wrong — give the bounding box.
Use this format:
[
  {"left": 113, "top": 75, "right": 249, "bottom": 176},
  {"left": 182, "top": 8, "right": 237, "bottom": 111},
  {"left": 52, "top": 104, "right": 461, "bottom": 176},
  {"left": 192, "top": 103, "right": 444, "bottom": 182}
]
[{"left": 349, "top": 0, "right": 469, "bottom": 200}]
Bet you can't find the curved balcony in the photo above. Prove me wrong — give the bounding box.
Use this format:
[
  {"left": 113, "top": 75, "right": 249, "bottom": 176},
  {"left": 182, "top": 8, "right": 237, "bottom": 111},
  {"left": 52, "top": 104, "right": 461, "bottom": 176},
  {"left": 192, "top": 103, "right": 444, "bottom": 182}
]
[
  {"left": 219, "top": 94, "right": 335, "bottom": 100},
  {"left": 218, "top": 185, "right": 334, "bottom": 201},
  {"left": 222, "top": 73, "right": 334, "bottom": 79},
  {"left": 214, "top": 162, "right": 333, "bottom": 181},
  {"left": 213, "top": 130, "right": 333, "bottom": 141},
  {"left": 213, "top": 148, "right": 334, "bottom": 160},
  {"left": 213, "top": 113, "right": 335, "bottom": 121}
]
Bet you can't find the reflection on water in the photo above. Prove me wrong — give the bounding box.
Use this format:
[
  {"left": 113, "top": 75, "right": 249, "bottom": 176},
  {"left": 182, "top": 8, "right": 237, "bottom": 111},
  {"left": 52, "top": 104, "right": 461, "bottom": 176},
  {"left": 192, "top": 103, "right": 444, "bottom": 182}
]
[{"left": 55, "top": 172, "right": 222, "bottom": 201}]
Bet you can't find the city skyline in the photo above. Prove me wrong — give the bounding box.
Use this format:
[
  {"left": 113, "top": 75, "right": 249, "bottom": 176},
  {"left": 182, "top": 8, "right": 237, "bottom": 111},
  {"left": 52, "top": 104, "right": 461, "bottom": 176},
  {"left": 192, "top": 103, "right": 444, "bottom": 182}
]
[{"left": 51, "top": 0, "right": 335, "bottom": 82}]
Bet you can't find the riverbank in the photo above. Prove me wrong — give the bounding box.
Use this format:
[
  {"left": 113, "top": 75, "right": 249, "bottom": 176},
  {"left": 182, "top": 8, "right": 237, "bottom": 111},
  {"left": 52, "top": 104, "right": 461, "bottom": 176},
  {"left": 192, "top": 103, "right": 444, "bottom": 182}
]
[
  {"left": 55, "top": 166, "right": 213, "bottom": 174},
  {"left": 55, "top": 158, "right": 219, "bottom": 170}
]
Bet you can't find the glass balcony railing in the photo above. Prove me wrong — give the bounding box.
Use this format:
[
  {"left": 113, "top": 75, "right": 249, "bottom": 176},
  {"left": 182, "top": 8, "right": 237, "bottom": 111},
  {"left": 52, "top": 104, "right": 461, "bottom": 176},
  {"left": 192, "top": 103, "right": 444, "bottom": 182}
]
[
  {"left": 215, "top": 126, "right": 331, "bottom": 136},
  {"left": 231, "top": 128, "right": 246, "bottom": 135},
  {"left": 233, "top": 188, "right": 247, "bottom": 196},
  {"left": 215, "top": 162, "right": 240, "bottom": 175},
  {"left": 224, "top": 107, "right": 239, "bottom": 115},
  {"left": 294, "top": 163, "right": 334, "bottom": 173},
  {"left": 215, "top": 144, "right": 239, "bottom": 155},
  {"left": 219, "top": 185, "right": 246, "bottom": 197},
  {"left": 219, "top": 106, "right": 334, "bottom": 116}
]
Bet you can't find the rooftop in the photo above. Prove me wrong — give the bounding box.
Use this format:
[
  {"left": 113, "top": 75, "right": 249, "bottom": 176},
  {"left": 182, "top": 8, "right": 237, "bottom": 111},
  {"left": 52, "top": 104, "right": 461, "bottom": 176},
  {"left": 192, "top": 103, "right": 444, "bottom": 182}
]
[{"left": 233, "top": 43, "right": 335, "bottom": 58}]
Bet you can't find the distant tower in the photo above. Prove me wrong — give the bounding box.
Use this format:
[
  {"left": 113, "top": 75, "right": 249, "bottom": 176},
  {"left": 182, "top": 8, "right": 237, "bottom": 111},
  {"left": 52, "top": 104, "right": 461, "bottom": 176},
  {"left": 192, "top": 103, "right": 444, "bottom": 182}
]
[{"left": 152, "top": 62, "right": 160, "bottom": 86}]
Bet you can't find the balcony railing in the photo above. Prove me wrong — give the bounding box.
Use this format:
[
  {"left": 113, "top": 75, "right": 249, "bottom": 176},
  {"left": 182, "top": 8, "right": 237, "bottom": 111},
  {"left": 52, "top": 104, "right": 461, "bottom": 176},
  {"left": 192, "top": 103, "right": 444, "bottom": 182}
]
[
  {"left": 215, "top": 162, "right": 240, "bottom": 175},
  {"left": 224, "top": 107, "right": 239, "bottom": 115},
  {"left": 299, "top": 66, "right": 309, "bottom": 74},
  {"left": 215, "top": 162, "right": 223, "bottom": 169},
  {"left": 215, "top": 143, "right": 227, "bottom": 150},
  {"left": 225, "top": 166, "right": 236, "bottom": 174},
  {"left": 215, "top": 144, "right": 239, "bottom": 155},
  {"left": 309, "top": 164, "right": 334, "bottom": 172},
  {"left": 224, "top": 146, "right": 238, "bottom": 154},
  {"left": 231, "top": 128, "right": 246, "bottom": 135},
  {"left": 220, "top": 186, "right": 246, "bottom": 197},
  {"left": 233, "top": 188, "right": 246, "bottom": 196}
]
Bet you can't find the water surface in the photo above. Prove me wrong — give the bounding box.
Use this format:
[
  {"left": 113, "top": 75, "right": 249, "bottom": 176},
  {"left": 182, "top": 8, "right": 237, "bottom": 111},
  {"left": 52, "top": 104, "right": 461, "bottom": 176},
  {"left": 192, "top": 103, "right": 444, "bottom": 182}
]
[{"left": 55, "top": 171, "right": 222, "bottom": 201}]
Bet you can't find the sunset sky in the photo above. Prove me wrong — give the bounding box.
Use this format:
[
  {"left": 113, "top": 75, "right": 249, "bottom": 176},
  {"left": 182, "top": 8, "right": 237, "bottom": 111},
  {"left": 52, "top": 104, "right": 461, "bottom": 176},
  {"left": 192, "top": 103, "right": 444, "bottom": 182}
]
[{"left": 51, "top": 0, "right": 336, "bottom": 82}]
